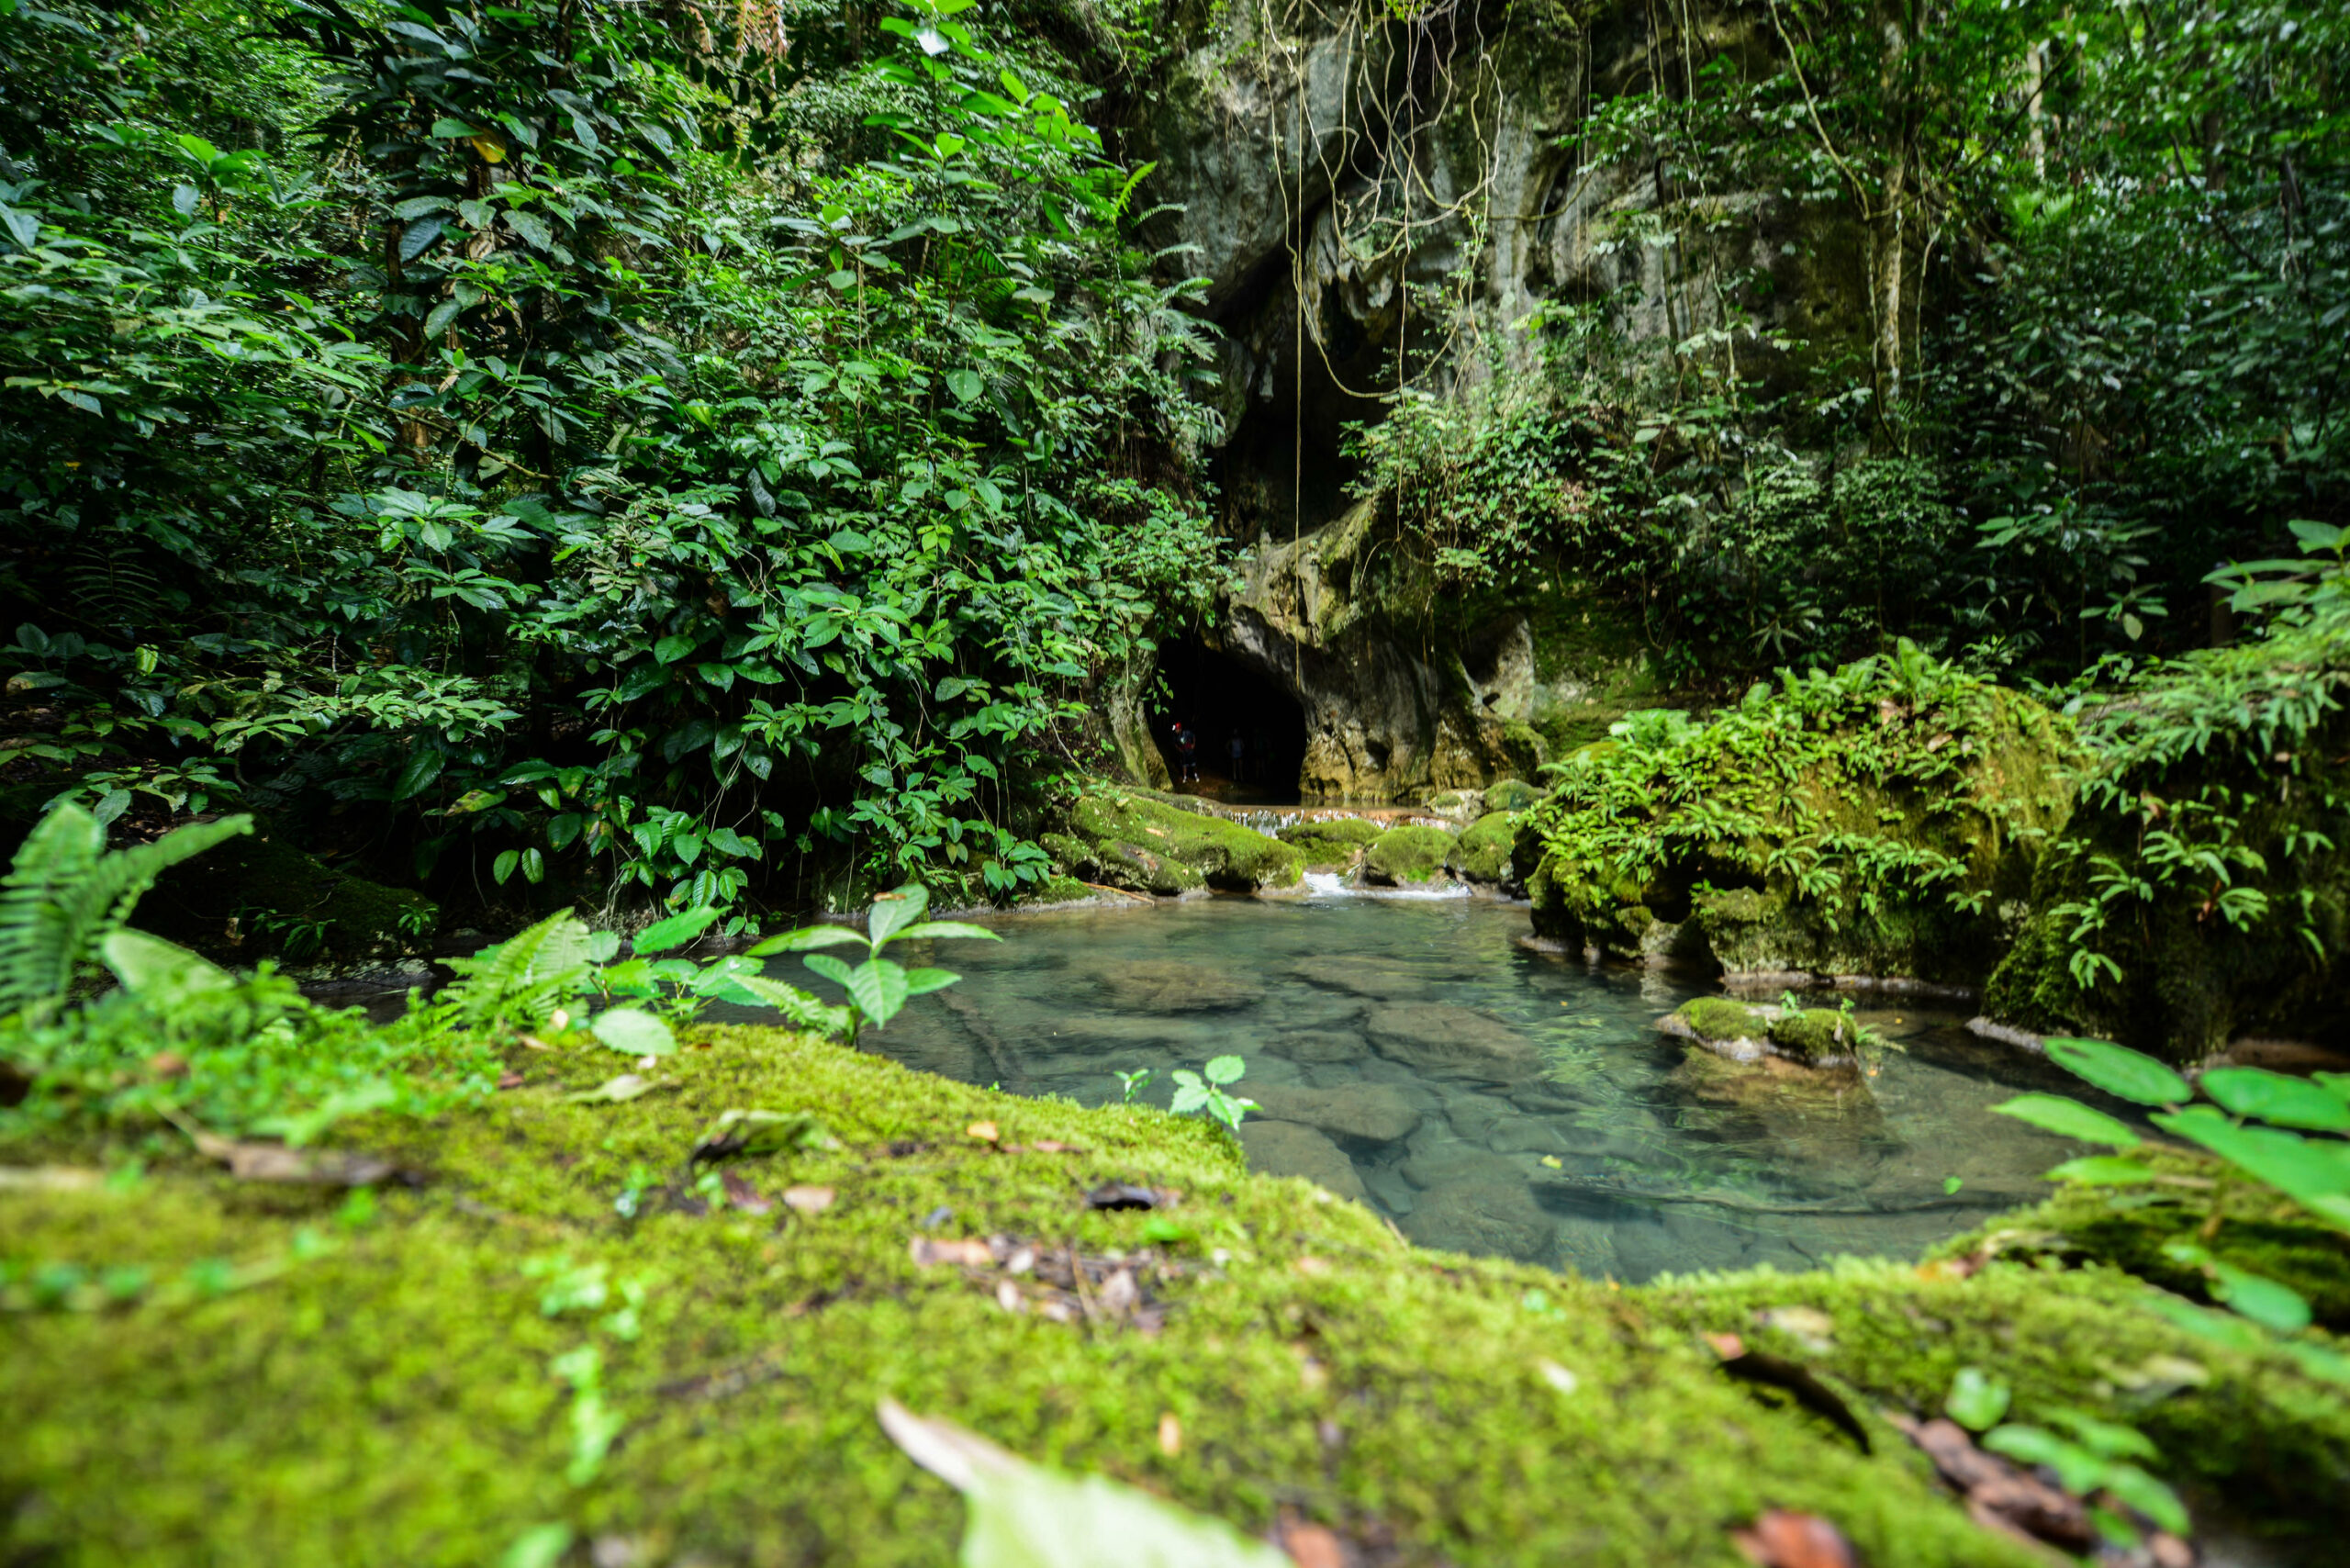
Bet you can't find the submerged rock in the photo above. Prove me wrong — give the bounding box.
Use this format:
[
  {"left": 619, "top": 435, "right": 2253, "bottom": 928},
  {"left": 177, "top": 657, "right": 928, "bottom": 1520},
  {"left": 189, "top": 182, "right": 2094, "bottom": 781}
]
[
  {"left": 1400, "top": 1174, "right": 1557, "bottom": 1264},
  {"left": 1237, "top": 1118, "right": 1371, "bottom": 1204},
  {"left": 1286, "top": 955, "right": 1429, "bottom": 1000},
  {"left": 1362, "top": 1002, "right": 1543, "bottom": 1078},
  {"left": 1094, "top": 961, "right": 1263, "bottom": 1014},
  {"left": 1250, "top": 1083, "right": 1424, "bottom": 1147},
  {"left": 1363, "top": 823, "right": 1459, "bottom": 888},
  {"left": 1265, "top": 1027, "right": 1373, "bottom": 1064},
  {"left": 1042, "top": 787, "right": 1304, "bottom": 896}
]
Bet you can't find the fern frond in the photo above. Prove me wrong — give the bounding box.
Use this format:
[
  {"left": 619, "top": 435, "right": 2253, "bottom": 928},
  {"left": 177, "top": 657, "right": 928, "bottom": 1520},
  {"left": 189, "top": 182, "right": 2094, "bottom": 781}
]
[
  {"left": 0, "top": 806, "right": 252, "bottom": 1013},
  {"left": 441, "top": 910, "right": 599, "bottom": 1028}
]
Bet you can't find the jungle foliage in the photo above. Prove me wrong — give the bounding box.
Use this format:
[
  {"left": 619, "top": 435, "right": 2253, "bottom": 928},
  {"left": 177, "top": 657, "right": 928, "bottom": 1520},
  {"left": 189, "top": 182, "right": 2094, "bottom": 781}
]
[
  {"left": 1348, "top": 0, "right": 2347, "bottom": 684},
  {"left": 0, "top": 0, "right": 1220, "bottom": 929}
]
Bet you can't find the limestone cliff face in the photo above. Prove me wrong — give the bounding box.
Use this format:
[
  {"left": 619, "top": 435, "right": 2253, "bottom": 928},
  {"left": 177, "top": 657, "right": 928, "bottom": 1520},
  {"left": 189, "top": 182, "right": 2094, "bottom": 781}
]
[{"left": 1126, "top": 1, "right": 1818, "bottom": 798}]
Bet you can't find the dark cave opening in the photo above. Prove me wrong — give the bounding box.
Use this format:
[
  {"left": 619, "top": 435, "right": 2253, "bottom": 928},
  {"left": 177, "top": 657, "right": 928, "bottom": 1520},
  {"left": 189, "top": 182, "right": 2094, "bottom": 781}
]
[{"left": 1147, "top": 640, "right": 1309, "bottom": 805}]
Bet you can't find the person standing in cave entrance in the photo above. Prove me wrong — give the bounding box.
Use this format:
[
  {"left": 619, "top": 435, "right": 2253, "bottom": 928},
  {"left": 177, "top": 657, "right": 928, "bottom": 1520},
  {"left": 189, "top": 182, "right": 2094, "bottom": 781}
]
[
  {"left": 1176, "top": 721, "right": 1200, "bottom": 782},
  {"left": 1227, "top": 729, "right": 1246, "bottom": 784}
]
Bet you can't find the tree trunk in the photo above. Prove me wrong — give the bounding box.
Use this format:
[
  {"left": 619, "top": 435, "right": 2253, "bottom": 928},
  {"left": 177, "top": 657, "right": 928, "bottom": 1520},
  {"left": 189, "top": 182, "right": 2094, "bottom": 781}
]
[{"left": 1873, "top": 158, "right": 1907, "bottom": 406}]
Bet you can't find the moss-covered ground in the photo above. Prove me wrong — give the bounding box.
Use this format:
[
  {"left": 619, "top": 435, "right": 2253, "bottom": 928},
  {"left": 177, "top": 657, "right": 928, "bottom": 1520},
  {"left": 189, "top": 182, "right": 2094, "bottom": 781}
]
[
  {"left": 6, "top": 1024, "right": 2347, "bottom": 1565},
  {"left": 1041, "top": 787, "right": 1304, "bottom": 895}
]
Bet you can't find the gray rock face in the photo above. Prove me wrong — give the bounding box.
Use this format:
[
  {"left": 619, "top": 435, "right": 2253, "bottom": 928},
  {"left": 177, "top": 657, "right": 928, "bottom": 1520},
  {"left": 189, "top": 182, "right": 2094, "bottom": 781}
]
[
  {"left": 1361, "top": 1002, "right": 1543, "bottom": 1079},
  {"left": 1250, "top": 1083, "right": 1423, "bottom": 1148},
  {"left": 1238, "top": 1119, "right": 1371, "bottom": 1204}
]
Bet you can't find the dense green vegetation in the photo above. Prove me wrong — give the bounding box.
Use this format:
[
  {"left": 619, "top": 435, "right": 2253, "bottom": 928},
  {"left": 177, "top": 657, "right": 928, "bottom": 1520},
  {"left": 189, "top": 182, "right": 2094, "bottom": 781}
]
[{"left": 1, "top": 0, "right": 1214, "bottom": 931}]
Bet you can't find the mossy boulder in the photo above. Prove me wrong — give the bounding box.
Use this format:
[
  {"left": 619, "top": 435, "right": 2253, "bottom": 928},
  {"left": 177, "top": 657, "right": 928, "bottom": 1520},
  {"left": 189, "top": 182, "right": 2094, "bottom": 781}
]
[
  {"left": 1044, "top": 787, "right": 1304, "bottom": 896},
  {"left": 140, "top": 828, "right": 437, "bottom": 969},
  {"left": 1362, "top": 823, "right": 1458, "bottom": 888},
  {"left": 1422, "top": 789, "right": 1486, "bottom": 825},
  {"left": 1523, "top": 649, "right": 2079, "bottom": 989},
  {"left": 1483, "top": 778, "right": 1543, "bottom": 812},
  {"left": 1657, "top": 997, "right": 1864, "bottom": 1066},
  {"left": 6, "top": 1021, "right": 2348, "bottom": 1562},
  {"left": 1274, "top": 814, "right": 1383, "bottom": 871},
  {"left": 1981, "top": 611, "right": 2350, "bottom": 1060},
  {"left": 1448, "top": 810, "right": 1522, "bottom": 889}
]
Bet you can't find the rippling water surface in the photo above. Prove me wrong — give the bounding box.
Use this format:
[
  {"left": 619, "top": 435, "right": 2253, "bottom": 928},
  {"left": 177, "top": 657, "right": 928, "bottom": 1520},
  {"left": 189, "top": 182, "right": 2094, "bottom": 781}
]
[{"left": 744, "top": 891, "right": 2096, "bottom": 1281}]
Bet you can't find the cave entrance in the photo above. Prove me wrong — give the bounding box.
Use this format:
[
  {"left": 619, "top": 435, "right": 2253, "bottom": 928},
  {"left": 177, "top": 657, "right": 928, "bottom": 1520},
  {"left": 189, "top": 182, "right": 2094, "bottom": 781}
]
[{"left": 1148, "top": 640, "right": 1308, "bottom": 805}]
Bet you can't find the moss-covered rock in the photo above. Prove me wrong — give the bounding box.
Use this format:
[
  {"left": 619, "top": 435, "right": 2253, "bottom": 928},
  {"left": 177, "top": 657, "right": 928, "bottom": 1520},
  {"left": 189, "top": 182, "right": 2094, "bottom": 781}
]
[
  {"left": 1523, "top": 648, "right": 2079, "bottom": 989},
  {"left": 140, "top": 828, "right": 437, "bottom": 968},
  {"left": 1448, "top": 810, "right": 1522, "bottom": 888},
  {"left": 1362, "top": 823, "right": 1458, "bottom": 887},
  {"left": 1274, "top": 814, "right": 1383, "bottom": 871},
  {"left": 1483, "top": 778, "right": 1543, "bottom": 812},
  {"left": 1980, "top": 609, "right": 2350, "bottom": 1059},
  {"left": 1658, "top": 997, "right": 1869, "bottom": 1066},
  {"left": 6, "top": 1022, "right": 2346, "bottom": 1563},
  {"left": 1044, "top": 787, "right": 1304, "bottom": 896}
]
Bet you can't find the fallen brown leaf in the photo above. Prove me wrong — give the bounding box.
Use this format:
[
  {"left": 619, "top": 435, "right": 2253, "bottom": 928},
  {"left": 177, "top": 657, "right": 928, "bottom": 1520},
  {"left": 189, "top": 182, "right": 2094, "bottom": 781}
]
[
  {"left": 146, "top": 1051, "right": 188, "bottom": 1079},
  {"left": 193, "top": 1133, "right": 396, "bottom": 1186},
  {"left": 965, "top": 1120, "right": 1000, "bottom": 1143},
  {"left": 1276, "top": 1519, "right": 1346, "bottom": 1568},
  {"left": 910, "top": 1237, "right": 995, "bottom": 1268},
  {"left": 783, "top": 1184, "right": 835, "bottom": 1215},
  {"left": 1730, "top": 1510, "right": 1858, "bottom": 1568},
  {"left": 1158, "top": 1411, "right": 1181, "bottom": 1456},
  {"left": 722, "top": 1171, "right": 773, "bottom": 1215},
  {"left": 497, "top": 1070, "right": 526, "bottom": 1091},
  {"left": 1889, "top": 1415, "right": 2092, "bottom": 1552}
]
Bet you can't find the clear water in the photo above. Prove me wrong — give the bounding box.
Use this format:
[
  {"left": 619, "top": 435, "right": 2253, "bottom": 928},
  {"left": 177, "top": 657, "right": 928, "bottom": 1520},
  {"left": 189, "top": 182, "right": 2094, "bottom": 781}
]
[{"left": 731, "top": 891, "right": 2095, "bottom": 1282}]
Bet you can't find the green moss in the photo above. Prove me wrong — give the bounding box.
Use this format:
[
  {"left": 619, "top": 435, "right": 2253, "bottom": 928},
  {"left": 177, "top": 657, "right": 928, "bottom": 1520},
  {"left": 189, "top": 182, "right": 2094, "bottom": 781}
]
[
  {"left": 1482, "top": 780, "right": 1542, "bottom": 813},
  {"left": 1362, "top": 824, "right": 1457, "bottom": 887},
  {"left": 1524, "top": 649, "right": 2081, "bottom": 987},
  {"left": 1046, "top": 787, "right": 1303, "bottom": 895},
  {"left": 5, "top": 1023, "right": 2344, "bottom": 1563},
  {"left": 1275, "top": 816, "right": 1383, "bottom": 871},
  {"left": 1448, "top": 812, "right": 1521, "bottom": 886},
  {"left": 1677, "top": 997, "right": 1772, "bottom": 1045},
  {"left": 1765, "top": 1009, "right": 1861, "bottom": 1065}
]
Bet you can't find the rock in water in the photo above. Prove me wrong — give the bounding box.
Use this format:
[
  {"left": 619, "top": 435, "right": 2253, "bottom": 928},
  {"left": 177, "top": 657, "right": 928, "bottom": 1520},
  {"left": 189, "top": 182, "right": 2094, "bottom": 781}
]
[
  {"left": 1656, "top": 997, "right": 1867, "bottom": 1066},
  {"left": 1095, "top": 961, "right": 1263, "bottom": 1013},
  {"left": 1362, "top": 1002, "right": 1543, "bottom": 1078},
  {"left": 1249, "top": 1083, "right": 1424, "bottom": 1147},
  {"left": 1237, "top": 1120, "right": 1371, "bottom": 1204},
  {"left": 1401, "top": 1177, "right": 1557, "bottom": 1264},
  {"left": 1267, "top": 1028, "right": 1373, "bottom": 1064},
  {"left": 1285, "top": 956, "right": 1429, "bottom": 1000},
  {"left": 1362, "top": 823, "right": 1459, "bottom": 888}
]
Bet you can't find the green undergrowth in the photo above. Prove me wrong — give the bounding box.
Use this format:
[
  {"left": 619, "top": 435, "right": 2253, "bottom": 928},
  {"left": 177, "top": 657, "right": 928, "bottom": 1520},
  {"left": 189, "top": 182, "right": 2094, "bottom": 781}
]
[
  {"left": 1524, "top": 643, "right": 2081, "bottom": 984},
  {"left": 6, "top": 1025, "right": 2347, "bottom": 1565},
  {"left": 1041, "top": 787, "right": 1304, "bottom": 895},
  {"left": 1984, "top": 588, "right": 2350, "bottom": 1058}
]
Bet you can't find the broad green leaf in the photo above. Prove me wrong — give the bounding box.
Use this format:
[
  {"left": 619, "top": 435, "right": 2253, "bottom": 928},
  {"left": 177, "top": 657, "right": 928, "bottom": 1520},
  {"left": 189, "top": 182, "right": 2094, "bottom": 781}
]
[
  {"left": 1991, "top": 1092, "right": 2142, "bottom": 1148},
  {"left": 494, "top": 849, "right": 520, "bottom": 884},
  {"left": 749, "top": 924, "right": 868, "bottom": 956},
  {"left": 2200, "top": 1067, "right": 2350, "bottom": 1131},
  {"left": 591, "top": 1007, "right": 676, "bottom": 1058},
  {"left": 2044, "top": 1037, "right": 2190, "bottom": 1106},
  {"left": 878, "top": 1401, "right": 1291, "bottom": 1568},
  {"left": 102, "top": 929, "right": 233, "bottom": 996},
  {"left": 803, "top": 952, "right": 855, "bottom": 987},
  {"left": 1980, "top": 1425, "right": 2104, "bottom": 1495},
  {"left": 845, "top": 957, "right": 912, "bottom": 1029},
  {"left": 901, "top": 967, "right": 960, "bottom": 997},
  {"left": 1943, "top": 1367, "right": 2010, "bottom": 1432},
  {"left": 633, "top": 905, "right": 720, "bottom": 956},
  {"left": 946, "top": 368, "right": 983, "bottom": 402},
  {"left": 2043, "top": 1156, "right": 2155, "bottom": 1185},
  {"left": 891, "top": 921, "right": 1002, "bottom": 944},
  {"left": 2153, "top": 1105, "right": 2350, "bottom": 1216},
  {"left": 867, "top": 885, "right": 930, "bottom": 946},
  {"left": 2205, "top": 1259, "right": 2313, "bottom": 1332},
  {"left": 1204, "top": 1055, "right": 1246, "bottom": 1086},
  {"left": 567, "top": 1074, "right": 658, "bottom": 1104},
  {"left": 2098, "top": 1463, "right": 2189, "bottom": 1537}
]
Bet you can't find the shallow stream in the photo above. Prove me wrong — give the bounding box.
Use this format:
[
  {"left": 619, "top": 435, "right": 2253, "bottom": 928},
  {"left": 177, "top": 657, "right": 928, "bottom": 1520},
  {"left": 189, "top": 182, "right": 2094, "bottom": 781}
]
[{"left": 740, "top": 890, "right": 2098, "bottom": 1282}]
